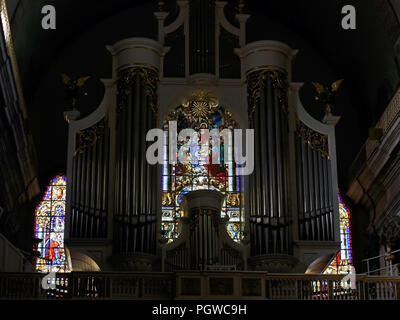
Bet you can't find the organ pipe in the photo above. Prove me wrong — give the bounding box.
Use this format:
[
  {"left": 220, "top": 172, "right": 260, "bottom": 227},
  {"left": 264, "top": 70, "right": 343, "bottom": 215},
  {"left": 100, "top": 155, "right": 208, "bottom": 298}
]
[
  {"left": 295, "top": 118, "right": 334, "bottom": 241},
  {"left": 247, "top": 68, "right": 291, "bottom": 256},
  {"left": 70, "top": 119, "right": 109, "bottom": 239},
  {"left": 114, "top": 66, "right": 159, "bottom": 255}
]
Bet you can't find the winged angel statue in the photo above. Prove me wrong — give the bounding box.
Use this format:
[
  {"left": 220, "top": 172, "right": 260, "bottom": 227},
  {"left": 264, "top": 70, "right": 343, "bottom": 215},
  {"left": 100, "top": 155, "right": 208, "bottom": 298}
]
[
  {"left": 312, "top": 79, "right": 344, "bottom": 116},
  {"left": 60, "top": 73, "right": 90, "bottom": 110}
]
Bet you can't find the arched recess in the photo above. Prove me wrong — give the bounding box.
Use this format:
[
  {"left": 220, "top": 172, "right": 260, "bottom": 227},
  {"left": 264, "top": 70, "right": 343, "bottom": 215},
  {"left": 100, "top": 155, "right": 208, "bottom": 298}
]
[
  {"left": 160, "top": 90, "right": 245, "bottom": 243},
  {"left": 158, "top": 82, "right": 249, "bottom": 130}
]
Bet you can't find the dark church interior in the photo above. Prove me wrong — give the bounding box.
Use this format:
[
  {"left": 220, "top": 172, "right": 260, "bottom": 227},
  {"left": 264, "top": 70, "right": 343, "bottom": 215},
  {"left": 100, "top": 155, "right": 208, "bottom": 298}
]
[{"left": 1, "top": 0, "right": 400, "bottom": 303}]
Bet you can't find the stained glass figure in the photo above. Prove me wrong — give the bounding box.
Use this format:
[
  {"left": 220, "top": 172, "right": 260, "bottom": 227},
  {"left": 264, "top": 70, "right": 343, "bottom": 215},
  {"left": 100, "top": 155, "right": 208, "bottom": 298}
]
[
  {"left": 34, "top": 175, "right": 70, "bottom": 273},
  {"left": 324, "top": 191, "right": 353, "bottom": 274},
  {"left": 161, "top": 93, "right": 244, "bottom": 243}
]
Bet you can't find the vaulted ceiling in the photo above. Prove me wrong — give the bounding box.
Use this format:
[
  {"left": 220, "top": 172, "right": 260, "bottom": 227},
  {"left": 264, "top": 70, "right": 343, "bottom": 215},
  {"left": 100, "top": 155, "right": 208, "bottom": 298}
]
[{"left": 6, "top": 0, "right": 400, "bottom": 189}]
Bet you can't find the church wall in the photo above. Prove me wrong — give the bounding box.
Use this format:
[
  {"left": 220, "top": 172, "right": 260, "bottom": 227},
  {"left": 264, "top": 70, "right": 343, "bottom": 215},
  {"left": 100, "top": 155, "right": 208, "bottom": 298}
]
[{"left": 0, "top": 5, "right": 40, "bottom": 259}]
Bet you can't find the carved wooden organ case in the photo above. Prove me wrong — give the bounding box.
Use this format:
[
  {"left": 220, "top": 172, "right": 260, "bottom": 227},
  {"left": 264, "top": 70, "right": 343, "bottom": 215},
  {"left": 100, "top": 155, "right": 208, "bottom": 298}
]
[{"left": 64, "top": 0, "right": 341, "bottom": 272}]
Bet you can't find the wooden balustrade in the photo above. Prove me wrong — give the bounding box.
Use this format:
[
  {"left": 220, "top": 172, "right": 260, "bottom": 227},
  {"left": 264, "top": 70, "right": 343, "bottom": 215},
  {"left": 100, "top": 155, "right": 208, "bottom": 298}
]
[{"left": 0, "top": 272, "right": 399, "bottom": 300}]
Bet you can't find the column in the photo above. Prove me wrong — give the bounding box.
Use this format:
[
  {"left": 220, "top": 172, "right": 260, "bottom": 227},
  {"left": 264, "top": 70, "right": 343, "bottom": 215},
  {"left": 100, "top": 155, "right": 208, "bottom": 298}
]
[
  {"left": 108, "top": 38, "right": 165, "bottom": 271},
  {"left": 236, "top": 41, "right": 298, "bottom": 271}
]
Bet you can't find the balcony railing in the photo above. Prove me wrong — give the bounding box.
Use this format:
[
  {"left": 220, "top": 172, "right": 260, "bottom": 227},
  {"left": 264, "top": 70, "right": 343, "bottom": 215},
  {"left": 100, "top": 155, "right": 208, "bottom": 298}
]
[{"left": 1, "top": 272, "right": 400, "bottom": 300}]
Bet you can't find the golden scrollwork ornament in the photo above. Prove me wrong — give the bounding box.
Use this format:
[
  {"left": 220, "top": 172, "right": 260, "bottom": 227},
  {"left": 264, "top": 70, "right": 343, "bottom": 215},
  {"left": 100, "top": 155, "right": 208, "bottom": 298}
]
[
  {"left": 296, "top": 117, "right": 329, "bottom": 158},
  {"left": 75, "top": 118, "right": 106, "bottom": 155},
  {"left": 181, "top": 90, "right": 219, "bottom": 124},
  {"left": 117, "top": 66, "right": 159, "bottom": 114},
  {"left": 247, "top": 69, "right": 289, "bottom": 119}
]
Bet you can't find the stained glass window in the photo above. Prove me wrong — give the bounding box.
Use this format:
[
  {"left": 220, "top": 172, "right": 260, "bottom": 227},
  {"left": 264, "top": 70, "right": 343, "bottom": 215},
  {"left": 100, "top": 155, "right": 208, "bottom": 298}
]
[
  {"left": 324, "top": 191, "right": 353, "bottom": 274},
  {"left": 34, "top": 175, "right": 70, "bottom": 273},
  {"left": 161, "top": 92, "right": 244, "bottom": 243}
]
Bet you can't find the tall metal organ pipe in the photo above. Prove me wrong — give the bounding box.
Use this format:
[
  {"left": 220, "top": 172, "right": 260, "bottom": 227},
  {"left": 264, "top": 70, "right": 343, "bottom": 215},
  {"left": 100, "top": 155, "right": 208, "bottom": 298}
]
[
  {"left": 247, "top": 69, "right": 291, "bottom": 256},
  {"left": 114, "top": 66, "right": 159, "bottom": 256}
]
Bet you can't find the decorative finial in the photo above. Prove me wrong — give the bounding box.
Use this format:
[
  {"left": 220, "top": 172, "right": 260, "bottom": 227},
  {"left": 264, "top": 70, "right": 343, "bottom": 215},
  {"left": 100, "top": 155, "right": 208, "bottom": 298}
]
[
  {"left": 312, "top": 79, "right": 344, "bottom": 116},
  {"left": 158, "top": 0, "right": 165, "bottom": 11}
]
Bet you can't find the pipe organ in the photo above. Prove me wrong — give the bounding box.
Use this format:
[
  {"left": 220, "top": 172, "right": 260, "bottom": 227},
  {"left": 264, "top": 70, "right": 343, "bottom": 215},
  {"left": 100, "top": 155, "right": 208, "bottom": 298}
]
[
  {"left": 246, "top": 69, "right": 292, "bottom": 256},
  {"left": 295, "top": 119, "right": 335, "bottom": 242},
  {"left": 163, "top": 190, "right": 245, "bottom": 271},
  {"left": 64, "top": 0, "right": 341, "bottom": 273},
  {"left": 113, "top": 67, "right": 159, "bottom": 256},
  {"left": 70, "top": 118, "right": 110, "bottom": 239}
]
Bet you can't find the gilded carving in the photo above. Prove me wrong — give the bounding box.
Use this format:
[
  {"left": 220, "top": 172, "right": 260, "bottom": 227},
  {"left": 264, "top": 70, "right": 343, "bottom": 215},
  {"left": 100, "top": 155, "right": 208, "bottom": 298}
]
[
  {"left": 247, "top": 68, "right": 288, "bottom": 118},
  {"left": 296, "top": 117, "right": 329, "bottom": 158},
  {"left": 117, "top": 66, "right": 159, "bottom": 114},
  {"left": 75, "top": 118, "right": 106, "bottom": 155},
  {"left": 164, "top": 90, "right": 237, "bottom": 130}
]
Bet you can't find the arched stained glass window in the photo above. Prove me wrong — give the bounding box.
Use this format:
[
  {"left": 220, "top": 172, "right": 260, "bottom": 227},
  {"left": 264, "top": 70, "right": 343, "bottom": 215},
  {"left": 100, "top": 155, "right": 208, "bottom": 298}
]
[
  {"left": 34, "top": 175, "right": 70, "bottom": 273},
  {"left": 324, "top": 191, "right": 353, "bottom": 274},
  {"left": 161, "top": 91, "right": 244, "bottom": 243}
]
